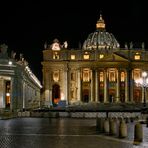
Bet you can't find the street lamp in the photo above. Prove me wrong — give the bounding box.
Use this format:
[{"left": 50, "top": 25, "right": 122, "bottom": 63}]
[{"left": 135, "top": 71, "right": 148, "bottom": 108}]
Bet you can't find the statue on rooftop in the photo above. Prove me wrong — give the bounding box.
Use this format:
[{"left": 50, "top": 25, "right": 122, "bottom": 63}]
[
  {"left": 142, "top": 42, "right": 145, "bottom": 49},
  {"left": 63, "top": 41, "right": 68, "bottom": 48},
  {"left": 130, "top": 42, "right": 133, "bottom": 49},
  {"left": 124, "top": 43, "right": 128, "bottom": 49},
  {"left": 11, "top": 50, "right": 16, "bottom": 59},
  {"left": 19, "top": 53, "right": 23, "bottom": 61},
  {"left": 0, "top": 44, "right": 8, "bottom": 58}
]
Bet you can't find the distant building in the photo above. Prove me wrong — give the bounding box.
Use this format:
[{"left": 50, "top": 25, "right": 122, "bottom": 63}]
[
  {"left": 0, "top": 44, "right": 42, "bottom": 111},
  {"left": 42, "top": 14, "right": 148, "bottom": 107}
]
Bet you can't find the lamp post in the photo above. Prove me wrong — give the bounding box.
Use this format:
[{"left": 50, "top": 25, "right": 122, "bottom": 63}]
[{"left": 135, "top": 71, "right": 148, "bottom": 108}]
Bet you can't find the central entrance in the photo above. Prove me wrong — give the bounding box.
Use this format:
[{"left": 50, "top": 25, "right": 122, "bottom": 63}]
[
  {"left": 52, "top": 84, "right": 60, "bottom": 106},
  {"left": 82, "top": 82, "right": 90, "bottom": 103}
]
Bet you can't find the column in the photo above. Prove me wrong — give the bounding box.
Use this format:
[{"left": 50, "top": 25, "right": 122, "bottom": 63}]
[
  {"left": 10, "top": 77, "right": 14, "bottom": 110},
  {"left": 142, "top": 87, "right": 144, "bottom": 103},
  {"left": 125, "top": 69, "right": 129, "bottom": 102},
  {"left": 44, "top": 71, "right": 50, "bottom": 104},
  {"left": 0, "top": 78, "right": 5, "bottom": 108},
  {"left": 95, "top": 70, "right": 98, "bottom": 102},
  {"left": 22, "top": 82, "right": 25, "bottom": 109},
  {"left": 77, "top": 68, "right": 81, "bottom": 101},
  {"left": 12, "top": 77, "right": 18, "bottom": 110},
  {"left": 67, "top": 67, "right": 70, "bottom": 105},
  {"left": 104, "top": 69, "right": 108, "bottom": 102},
  {"left": 91, "top": 69, "right": 95, "bottom": 102},
  {"left": 116, "top": 69, "right": 120, "bottom": 102},
  {"left": 126, "top": 68, "right": 133, "bottom": 102},
  {"left": 64, "top": 66, "right": 69, "bottom": 105}
]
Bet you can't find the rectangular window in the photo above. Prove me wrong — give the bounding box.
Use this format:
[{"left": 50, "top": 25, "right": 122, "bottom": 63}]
[
  {"left": 133, "top": 69, "right": 141, "bottom": 80},
  {"left": 100, "top": 72, "right": 104, "bottom": 82},
  {"left": 109, "top": 71, "right": 116, "bottom": 82},
  {"left": 83, "top": 70, "right": 90, "bottom": 82},
  {"left": 121, "top": 72, "right": 125, "bottom": 82},
  {"left": 71, "top": 55, "right": 75, "bottom": 60},
  {"left": 83, "top": 54, "right": 90, "bottom": 60},
  {"left": 134, "top": 55, "right": 140, "bottom": 60}
]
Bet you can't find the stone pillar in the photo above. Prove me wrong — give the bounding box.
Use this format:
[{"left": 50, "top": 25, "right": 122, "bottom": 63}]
[
  {"left": 91, "top": 69, "right": 95, "bottom": 102},
  {"left": 44, "top": 71, "right": 50, "bottom": 104},
  {"left": 12, "top": 77, "right": 19, "bottom": 110},
  {"left": 10, "top": 77, "right": 14, "bottom": 110},
  {"left": 95, "top": 70, "right": 98, "bottom": 102},
  {"left": 134, "top": 122, "right": 143, "bottom": 143},
  {"left": 116, "top": 69, "right": 120, "bottom": 102},
  {"left": 77, "top": 68, "right": 81, "bottom": 101},
  {"left": 119, "top": 120, "right": 127, "bottom": 138},
  {"left": 48, "top": 89, "right": 52, "bottom": 106},
  {"left": 104, "top": 118, "right": 110, "bottom": 134},
  {"left": 0, "top": 78, "right": 5, "bottom": 108},
  {"left": 22, "top": 82, "right": 25, "bottom": 109},
  {"left": 104, "top": 69, "right": 108, "bottom": 103},
  {"left": 65, "top": 66, "right": 69, "bottom": 105},
  {"left": 125, "top": 69, "right": 133, "bottom": 102},
  {"left": 130, "top": 69, "right": 134, "bottom": 102},
  {"left": 142, "top": 87, "right": 144, "bottom": 103}
]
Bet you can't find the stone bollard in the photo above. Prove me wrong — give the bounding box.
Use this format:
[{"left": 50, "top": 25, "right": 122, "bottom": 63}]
[
  {"left": 134, "top": 122, "right": 143, "bottom": 143},
  {"left": 18, "top": 112, "right": 22, "bottom": 117},
  {"left": 110, "top": 119, "right": 117, "bottom": 135},
  {"left": 119, "top": 119, "right": 127, "bottom": 138},
  {"left": 104, "top": 118, "right": 110, "bottom": 134},
  {"left": 96, "top": 118, "right": 104, "bottom": 132},
  {"left": 146, "top": 117, "right": 148, "bottom": 128}
]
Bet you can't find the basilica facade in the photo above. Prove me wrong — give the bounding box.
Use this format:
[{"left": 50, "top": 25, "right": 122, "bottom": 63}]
[{"left": 42, "top": 15, "right": 148, "bottom": 107}]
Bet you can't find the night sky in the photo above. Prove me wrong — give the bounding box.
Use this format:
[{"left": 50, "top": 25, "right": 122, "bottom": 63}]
[{"left": 0, "top": 1, "right": 147, "bottom": 82}]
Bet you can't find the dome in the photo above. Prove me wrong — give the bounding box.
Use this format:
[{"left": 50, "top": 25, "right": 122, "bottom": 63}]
[{"left": 83, "top": 14, "right": 120, "bottom": 50}]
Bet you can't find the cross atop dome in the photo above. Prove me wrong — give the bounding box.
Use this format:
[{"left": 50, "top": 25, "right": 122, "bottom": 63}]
[{"left": 96, "top": 14, "right": 106, "bottom": 30}]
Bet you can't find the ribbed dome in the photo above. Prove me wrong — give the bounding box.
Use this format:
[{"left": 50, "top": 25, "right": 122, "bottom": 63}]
[{"left": 83, "top": 15, "right": 120, "bottom": 50}]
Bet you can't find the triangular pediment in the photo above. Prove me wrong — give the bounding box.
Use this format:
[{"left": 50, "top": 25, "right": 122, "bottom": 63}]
[{"left": 100, "top": 53, "right": 129, "bottom": 62}]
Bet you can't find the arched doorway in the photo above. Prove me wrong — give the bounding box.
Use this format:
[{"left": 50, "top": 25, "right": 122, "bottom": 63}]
[
  {"left": 82, "top": 89, "right": 89, "bottom": 103},
  {"left": 5, "top": 81, "right": 11, "bottom": 109},
  {"left": 52, "top": 84, "right": 60, "bottom": 106},
  {"left": 109, "top": 89, "right": 116, "bottom": 103}
]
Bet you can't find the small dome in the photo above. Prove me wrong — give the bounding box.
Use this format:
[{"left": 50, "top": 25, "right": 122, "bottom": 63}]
[{"left": 83, "top": 14, "right": 120, "bottom": 50}]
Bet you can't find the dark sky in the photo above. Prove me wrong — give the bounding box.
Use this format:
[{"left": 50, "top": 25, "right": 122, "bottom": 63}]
[{"left": 0, "top": 1, "right": 147, "bottom": 82}]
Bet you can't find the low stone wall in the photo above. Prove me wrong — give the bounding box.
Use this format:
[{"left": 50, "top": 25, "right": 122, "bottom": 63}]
[{"left": 17, "top": 111, "right": 145, "bottom": 120}]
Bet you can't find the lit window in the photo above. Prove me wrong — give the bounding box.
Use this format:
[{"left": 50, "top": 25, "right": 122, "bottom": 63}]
[
  {"left": 83, "top": 54, "right": 90, "bottom": 59},
  {"left": 133, "top": 69, "right": 141, "bottom": 80},
  {"left": 71, "top": 55, "right": 75, "bottom": 60},
  {"left": 99, "top": 54, "right": 104, "bottom": 59},
  {"left": 121, "top": 72, "right": 125, "bottom": 82},
  {"left": 109, "top": 70, "right": 116, "bottom": 82},
  {"left": 53, "top": 52, "right": 59, "bottom": 59},
  {"left": 83, "top": 69, "right": 90, "bottom": 82},
  {"left": 100, "top": 72, "right": 104, "bottom": 82},
  {"left": 134, "top": 53, "right": 140, "bottom": 60}
]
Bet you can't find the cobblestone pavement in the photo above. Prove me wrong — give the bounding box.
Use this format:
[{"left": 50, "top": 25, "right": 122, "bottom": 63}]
[{"left": 0, "top": 118, "right": 148, "bottom": 148}]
